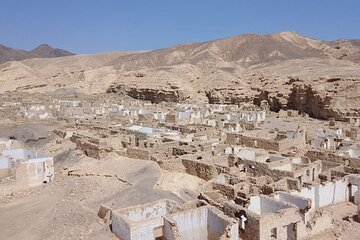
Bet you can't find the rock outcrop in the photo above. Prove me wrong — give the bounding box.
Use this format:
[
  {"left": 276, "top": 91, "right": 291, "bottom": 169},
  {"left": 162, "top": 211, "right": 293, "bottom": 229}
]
[{"left": 107, "top": 84, "right": 190, "bottom": 103}]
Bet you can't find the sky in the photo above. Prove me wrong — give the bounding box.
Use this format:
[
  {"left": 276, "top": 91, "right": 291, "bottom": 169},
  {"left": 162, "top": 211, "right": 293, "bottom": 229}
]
[{"left": 0, "top": 0, "right": 359, "bottom": 54}]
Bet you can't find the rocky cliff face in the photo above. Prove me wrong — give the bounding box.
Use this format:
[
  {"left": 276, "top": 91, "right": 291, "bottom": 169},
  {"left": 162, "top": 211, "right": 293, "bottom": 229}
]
[
  {"left": 205, "top": 88, "right": 254, "bottom": 105},
  {"left": 202, "top": 73, "right": 360, "bottom": 120},
  {"left": 287, "top": 84, "right": 336, "bottom": 119},
  {"left": 107, "top": 84, "right": 190, "bottom": 103}
]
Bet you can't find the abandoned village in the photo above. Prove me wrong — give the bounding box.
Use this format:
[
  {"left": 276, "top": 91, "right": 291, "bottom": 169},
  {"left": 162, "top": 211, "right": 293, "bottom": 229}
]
[{"left": 0, "top": 91, "right": 359, "bottom": 240}]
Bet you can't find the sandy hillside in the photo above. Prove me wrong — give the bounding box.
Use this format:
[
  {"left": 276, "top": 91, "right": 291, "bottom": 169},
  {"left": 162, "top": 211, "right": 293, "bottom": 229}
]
[{"left": 0, "top": 32, "right": 360, "bottom": 119}]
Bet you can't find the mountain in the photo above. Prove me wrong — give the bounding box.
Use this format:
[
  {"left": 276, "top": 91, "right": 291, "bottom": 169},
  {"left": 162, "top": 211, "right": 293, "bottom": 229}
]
[
  {"left": 107, "top": 32, "right": 360, "bottom": 71},
  {"left": 108, "top": 32, "right": 329, "bottom": 69},
  {"left": 0, "top": 44, "right": 74, "bottom": 64},
  {"left": 0, "top": 44, "right": 32, "bottom": 64},
  {"left": 0, "top": 32, "right": 359, "bottom": 120},
  {"left": 30, "top": 44, "right": 74, "bottom": 58}
]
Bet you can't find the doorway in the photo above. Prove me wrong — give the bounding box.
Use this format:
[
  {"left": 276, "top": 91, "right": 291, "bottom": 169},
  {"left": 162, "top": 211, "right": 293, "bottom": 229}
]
[
  {"left": 287, "top": 223, "right": 297, "bottom": 240},
  {"left": 348, "top": 184, "right": 354, "bottom": 202}
]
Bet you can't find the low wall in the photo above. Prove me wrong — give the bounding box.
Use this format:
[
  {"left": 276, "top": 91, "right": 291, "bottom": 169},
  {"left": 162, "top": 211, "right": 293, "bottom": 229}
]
[
  {"left": 212, "top": 182, "right": 236, "bottom": 199},
  {"left": 99, "top": 137, "right": 123, "bottom": 149},
  {"left": 126, "top": 147, "right": 151, "bottom": 160},
  {"left": 232, "top": 134, "right": 281, "bottom": 152},
  {"left": 182, "top": 159, "right": 218, "bottom": 181},
  {"left": 256, "top": 138, "right": 279, "bottom": 152},
  {"left": 237, "top": 158, "right": 292, "bottom": 181},
  {"left": 70, "top": 135, "right": 102, "bottom": 159},
  {"left": 225, "top": 133, "right": 240, "bottom": 145},
  {"left": 305, "top": 151, "right": 360, "bottom": 169},
  {"left": 77, "top": 140, "right": 101, "bottom": 159}
]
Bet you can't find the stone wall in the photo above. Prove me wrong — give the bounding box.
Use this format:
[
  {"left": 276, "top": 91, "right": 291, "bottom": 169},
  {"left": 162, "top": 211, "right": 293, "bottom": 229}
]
[
  {"left": 305, "top": 151, "right": 360, "bottom": 169},
  {"left": 182, "top": 159, "right": 218, "bottom": 181},
  {"left": 235, "top": 134, "right": 280, "bottom": 152},
  {"left": 75, "top": 140, "right": 102, "bottom": 159},
  {"left": 238, "top": 158, "right": 292, "bottom": 181},
  {"left": 126, "top": 147, "right": 151, "bottom": 160},
  {"left": 259, "top": 207, "right": 301, "bottom": 240}
]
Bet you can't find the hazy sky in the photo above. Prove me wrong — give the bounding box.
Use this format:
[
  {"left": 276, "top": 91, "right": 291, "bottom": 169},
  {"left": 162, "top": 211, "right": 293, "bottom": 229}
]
[{"left": 0, "top": 0, "right": 359, "bottom": 54}]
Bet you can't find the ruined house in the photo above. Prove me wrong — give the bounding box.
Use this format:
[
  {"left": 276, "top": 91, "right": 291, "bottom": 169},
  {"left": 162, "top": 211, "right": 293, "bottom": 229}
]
[{"left": 111, "top": 199, "right": 239, "bottom": 240}]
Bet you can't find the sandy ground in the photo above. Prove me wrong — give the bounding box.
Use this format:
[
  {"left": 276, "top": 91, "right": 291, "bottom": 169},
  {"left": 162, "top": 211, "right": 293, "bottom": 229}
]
[
  {"left": 303, "top": 203, "right": 360, "bottom": 240},
  {"left": 156, "top": 169, "right": 206, "bottom": 200},
  {"left": 0, "top": 153, "right": 184, "bottom": 240},
  {"left": 0, "top": 175, "right": 116, "bottom": 240}
]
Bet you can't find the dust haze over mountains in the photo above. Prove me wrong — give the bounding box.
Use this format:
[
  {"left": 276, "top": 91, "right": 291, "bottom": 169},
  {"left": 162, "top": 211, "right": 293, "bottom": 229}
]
[{"left": 0, "top": 31, "right": 359, "bottom": 119}]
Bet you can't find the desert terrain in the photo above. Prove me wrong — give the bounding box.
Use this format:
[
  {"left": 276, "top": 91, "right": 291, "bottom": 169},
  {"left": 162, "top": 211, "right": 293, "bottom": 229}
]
[
  {"left": 1, "top": 32, "right": 360, "bottom": 120},
  {"left": 0, "top": 32, "right": 360, "bottom": 240}
]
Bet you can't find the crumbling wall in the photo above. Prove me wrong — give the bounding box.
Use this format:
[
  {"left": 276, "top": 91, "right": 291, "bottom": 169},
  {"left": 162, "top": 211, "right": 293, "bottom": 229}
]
[
  {"left": 238, "top": 158, "right": 292, "bottom": 181},
  {"left": 126, "top": 147, "right": 151, "bottom": 160},
  {"left": 259, "top": 207, "right": 301, "bottom": 240},
  {"left": 224, "top": 202, "right": 260, "bottom": 240},
  {"left": 182, "top": 159, "right": 218, "bottom": 181},
  {"left": 165, "top": 114, "right": 176, "bottom": 123},
  {"left": 225, "top": 133, "right": 240, "bottom": 145},
  {"left": 274, "top": 178, "right": 300, "bottom": 191},
  {"left": 76, "top": 140, "right": 102, "bottom": 159},
  {"left": 293, "top": 161, "right": 321, "bottom": 183},
  {"left": 212, "top": 182, "right": 236, "bottom": 199},
  {"left": 70, "top": 134, "right": 103, "bottom": 159},
  {"left": 256, "top": 138, "right": 279, "bottom": 152},
  {"left": 233, "top": 134, "right": 281, "bottom": 152},
  {"left": 237, "top": 135, "right": 256, "bottom": 148},
  {"left": 99, "top": 137, "right": 124, "bottom": 149},
  {"left": 305, "top": 151, "right": 360, "bottom": 169},
  {"left": 207, "top": 207, "right": 238, "bottom": 240},
  {"left": 163, "top": 216, "right": 180, "bottom": 240}
]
